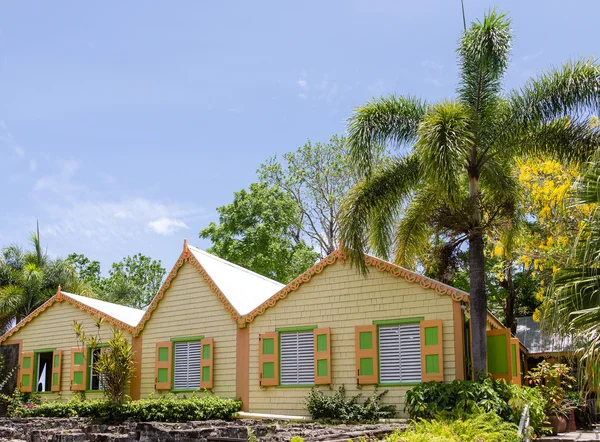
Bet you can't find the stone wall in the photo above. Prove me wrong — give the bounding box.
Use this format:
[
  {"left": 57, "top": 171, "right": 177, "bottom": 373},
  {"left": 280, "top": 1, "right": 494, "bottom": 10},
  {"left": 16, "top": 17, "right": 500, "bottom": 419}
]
[{"left": 0, "top": 418, "right": 406, "bottom": 442}]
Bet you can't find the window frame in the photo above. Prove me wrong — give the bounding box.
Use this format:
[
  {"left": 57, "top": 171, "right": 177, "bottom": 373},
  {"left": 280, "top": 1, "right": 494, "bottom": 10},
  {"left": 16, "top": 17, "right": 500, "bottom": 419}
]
[
  {"left": 275, "top": 325, "right": 317, "bottom": 388},
  {"left": 373, "top": 317, "right": 424, "bottom": 386},
  {"left": 87, "top": 344, "right": 109, "bottom": 392},
  {"left": 33, "top": 348, "right": 56, "bottom": 394},
  {"left": 170, "top": 336, "right": 204, "bottom": 392}
]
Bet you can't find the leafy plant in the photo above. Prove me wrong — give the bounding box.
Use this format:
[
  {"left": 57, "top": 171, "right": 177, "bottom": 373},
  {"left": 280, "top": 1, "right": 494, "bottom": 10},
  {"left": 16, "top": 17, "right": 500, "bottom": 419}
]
[
  {"left": 404, "top": 379, "right": 513, "bottom": 421},
  {"left": 5, "top": 394, "right": 241, "bottom": 423},
  {"left": 305, "top": 385, "right": 395, "bottom": 423},
  {"left": 506, "top": 383, "right": 547, "bottom": 437},
  {"left": 384, "top": 411, "right": 519, "bottom": 442},
  {"left": 525, "top": 361, "right": 576, "bottom": 418}
]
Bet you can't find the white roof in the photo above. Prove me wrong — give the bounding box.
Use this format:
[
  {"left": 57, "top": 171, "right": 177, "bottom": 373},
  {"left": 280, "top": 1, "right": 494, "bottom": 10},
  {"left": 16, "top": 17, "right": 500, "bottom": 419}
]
[
  {"left": 62, "top": 291, "right": 146, "bottom": 328},
  {"left": 189, "top": 246, "right": 285, "bottom": 315}
]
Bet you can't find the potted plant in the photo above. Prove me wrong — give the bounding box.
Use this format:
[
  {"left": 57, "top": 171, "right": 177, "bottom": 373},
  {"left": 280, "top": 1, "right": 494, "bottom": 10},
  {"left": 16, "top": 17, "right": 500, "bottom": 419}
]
[{"left": 526, "top": 361, "right": 576, "bottom": 436}]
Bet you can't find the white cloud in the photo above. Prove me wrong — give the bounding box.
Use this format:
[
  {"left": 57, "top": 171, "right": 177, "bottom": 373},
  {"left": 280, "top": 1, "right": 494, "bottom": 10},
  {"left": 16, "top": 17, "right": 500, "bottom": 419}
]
[
  {"left": 29, "top": 159, "right": 37, "bottom": 172},
  {"left": 421, "top": 60, "right": 444, "bottom": 87},
  {"left": 298, "top": 93, "right": 307, "bottom": 99},
  {"left": 34, "top": 159, "right": 81, "bottom": 193},
  {"left": 297, "top": 79, "right": 309, "bottom": 91},
  {"left": 14, "top": 145, "right": 25, "bottom": 157},
  {"left": 148, "top": 217, "right": 189, "bottom": 235}
]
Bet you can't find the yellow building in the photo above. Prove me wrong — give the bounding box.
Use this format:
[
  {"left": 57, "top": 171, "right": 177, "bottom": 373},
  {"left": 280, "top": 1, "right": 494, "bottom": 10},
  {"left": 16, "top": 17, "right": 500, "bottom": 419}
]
[
  {"left": 0, "top": 289, "right": 144, "bottom": 399},
  {"left": 1, "top": 239, "right": 523, "bottom": 418}
]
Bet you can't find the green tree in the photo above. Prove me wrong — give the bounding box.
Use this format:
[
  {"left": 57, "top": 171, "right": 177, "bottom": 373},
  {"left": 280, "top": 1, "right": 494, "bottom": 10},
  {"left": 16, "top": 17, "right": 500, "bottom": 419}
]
[
  {"left": 547, "top": 155, "right": 600, "bottom": 393},
  {"left": 65, "top": 253, "right": 102, "bottom": 291},
  {"left": 339, "top": 11, "right": 600, "bottom": 378},
  {"left": 259, "top": 135, "right": 383, "bottom": 257},
  {"left": 200, "top": 182, "right": 320, "bottom": 283},
  {"left": 0, "top": 228, "right": 85, "bottom": 331}
]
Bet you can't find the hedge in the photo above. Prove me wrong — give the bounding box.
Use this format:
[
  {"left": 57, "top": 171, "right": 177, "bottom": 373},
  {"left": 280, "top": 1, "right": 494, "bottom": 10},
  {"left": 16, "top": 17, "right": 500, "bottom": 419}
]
[{"left": 6, "top": 394, "right": 242, "bottom": 423}]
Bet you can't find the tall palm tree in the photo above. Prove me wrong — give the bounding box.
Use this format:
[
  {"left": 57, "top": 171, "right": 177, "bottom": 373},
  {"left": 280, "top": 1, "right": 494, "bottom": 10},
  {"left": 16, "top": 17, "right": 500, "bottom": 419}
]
[
  {"left": 0, "top": 229, "right": 83, "bottom": 332},
  {"left": 548, "top": 156, "right": 600, "bottom": 392},
  {"left": 339, "top": 11, "right": 600, "bottom": 378}
]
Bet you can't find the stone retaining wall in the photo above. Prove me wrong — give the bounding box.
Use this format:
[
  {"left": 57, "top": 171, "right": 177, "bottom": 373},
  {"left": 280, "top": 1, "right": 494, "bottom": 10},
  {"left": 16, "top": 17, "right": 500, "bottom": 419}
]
[{"left": 0, "top": 418, "right": 407, "bottom": 442}]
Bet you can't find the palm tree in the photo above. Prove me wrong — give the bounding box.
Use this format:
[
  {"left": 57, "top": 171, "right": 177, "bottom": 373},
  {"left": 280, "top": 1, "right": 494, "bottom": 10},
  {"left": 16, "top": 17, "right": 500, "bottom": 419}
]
[
  {"left": 0, "top": 228, "right": 83, "bottom": 332},
  {"left": 548, "top": 156, "right": 600, "bottom": 392},
  {"left": 339, "top": 11, "right": 600, "bottom": 379}
]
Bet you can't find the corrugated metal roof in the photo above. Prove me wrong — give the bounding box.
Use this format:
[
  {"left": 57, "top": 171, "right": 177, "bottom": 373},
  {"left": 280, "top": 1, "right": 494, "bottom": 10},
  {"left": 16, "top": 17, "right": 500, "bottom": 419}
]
[
  {"left": 188, "top": 246, "right": 285, "bottom": 315},
  {"left": 516, "top": 316, "right": 574, "bottom": 354},
  {"left": 62, "top": 291, "right": 145, "bottom": 328}
]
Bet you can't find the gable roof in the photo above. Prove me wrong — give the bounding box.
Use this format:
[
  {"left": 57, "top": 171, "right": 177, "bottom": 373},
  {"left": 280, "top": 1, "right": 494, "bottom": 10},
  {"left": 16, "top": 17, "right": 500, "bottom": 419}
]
[
  {"left": 135, "top": 240, "right": 285, "bottom": 334},
  {"left": 188, "top": 246, "right": 285, "bottom": 315},
  {"left": 238, "top": 249, "right": 471, "bottom": 327},
  {"left": 516, "top": 316, "right": 575, "bottom": 355},
  {"left": 0, "top": 289, "right": 145, "bottom": 343}
]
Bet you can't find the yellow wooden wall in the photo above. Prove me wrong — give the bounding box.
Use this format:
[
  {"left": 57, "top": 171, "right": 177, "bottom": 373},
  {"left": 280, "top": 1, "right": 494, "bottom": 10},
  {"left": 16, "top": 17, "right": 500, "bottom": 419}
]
[
  {"left": 4, "top": 300, "right": 132, "bottom": 400},
  {"left": 139, "top": 262, "right": 237, "bottom": 399},
  {"left": 247, "top": 260, "right": 457, "bottom": 417}
]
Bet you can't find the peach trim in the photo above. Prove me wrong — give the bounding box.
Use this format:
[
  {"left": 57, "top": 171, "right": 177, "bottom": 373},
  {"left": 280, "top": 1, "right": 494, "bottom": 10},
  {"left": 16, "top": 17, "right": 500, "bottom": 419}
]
[
  {"left": 239, "top": 250, "right": 470, "bottom": 327},
  {"left": 453, "top": 301, "right": 465, "bottom": 380},
  {"left": 0, "top": 291, "right": 137, "bottom": 343},
  {"left": 130, "top": 335, "right": 143, "bottom": 400},
  {"left": 134, "top": 242, "right": 242, "bottom": 335},
  {"left": 236, "top": 327, "right": 250, "bottom": 411},
  {"left": 486, "top": 312, "right": 505, "bottom": 330}
]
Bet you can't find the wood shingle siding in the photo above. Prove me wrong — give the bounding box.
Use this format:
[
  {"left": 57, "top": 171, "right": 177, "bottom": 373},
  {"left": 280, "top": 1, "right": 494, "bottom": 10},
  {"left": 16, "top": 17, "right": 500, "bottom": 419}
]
[
  {"left": 248, "top": 260, "right": 458, "bottom": 417},
  {"left": 139, "top": 262, "right": 237, "bottom": 398}
]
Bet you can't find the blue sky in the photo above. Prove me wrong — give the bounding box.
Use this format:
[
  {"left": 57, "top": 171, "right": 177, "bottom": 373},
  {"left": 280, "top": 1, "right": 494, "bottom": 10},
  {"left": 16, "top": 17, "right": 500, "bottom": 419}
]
[{"left": 1, "top": 1, "right": 598, "bottom": 273}]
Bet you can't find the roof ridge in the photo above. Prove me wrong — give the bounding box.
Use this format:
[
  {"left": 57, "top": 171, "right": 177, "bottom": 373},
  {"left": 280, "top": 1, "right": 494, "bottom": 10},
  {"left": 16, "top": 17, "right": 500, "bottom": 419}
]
[
  {"left": 62, "top": 291, "right": 145, "bottom": 314},
  {"left": 188, "top": 245, "right": 285, "bottom": 288}
]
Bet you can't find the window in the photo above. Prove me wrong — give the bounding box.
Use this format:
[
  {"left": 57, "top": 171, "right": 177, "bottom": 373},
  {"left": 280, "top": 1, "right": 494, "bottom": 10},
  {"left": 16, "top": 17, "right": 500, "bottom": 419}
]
[
  {"left": 89, "top": 347, "right": 107, "bottom": 391},
  {"left": 280, "top": 331, "right": 314, "bottom": 385},
  {"left": 378, "top": 324, "right": 421, "bottom": 383},
  {"left": 35, "top": 351, "right": 53, "bottom": 392},
  {"left": 173, "top": 341, "right": 201, "bottom": 390}
]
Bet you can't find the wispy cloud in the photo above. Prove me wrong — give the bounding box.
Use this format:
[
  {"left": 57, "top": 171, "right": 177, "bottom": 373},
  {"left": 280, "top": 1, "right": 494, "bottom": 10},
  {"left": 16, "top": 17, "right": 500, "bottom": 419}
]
[
  {"left": 34, "top": 159, "right": 82, "bottom": 193},
  {"left": 421, "top": 60, "right": 444, "bottom": 87},
  {"left": 148, "top": 217, "right": 189, "bottom": 235},
  {"left": 297, "top": 79, "right": 309, "bottom": 91},
  {"left": 522, "top": 51, "right": 543, "bottom": 62},
  {"left": 29, "top": 159, "right": 37, "bottom": 172}
]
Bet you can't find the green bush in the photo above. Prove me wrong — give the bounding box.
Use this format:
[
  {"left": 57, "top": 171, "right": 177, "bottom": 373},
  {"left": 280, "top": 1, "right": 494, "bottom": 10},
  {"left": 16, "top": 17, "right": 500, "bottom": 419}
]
[
  {"left": 404, "top": 379, "right": 548, "bottom": 436},
  {"left": 404, "top": 379, "right": 513, "bottom": 421},
  {"left": 305, "top": 385, "right": 396, "bottom": 423},
  {"left": 384, "top": 412, "right": 519, "bottom": 442},
  {"left": 5, "top": 394, "right": 241, "bottom": 423}
]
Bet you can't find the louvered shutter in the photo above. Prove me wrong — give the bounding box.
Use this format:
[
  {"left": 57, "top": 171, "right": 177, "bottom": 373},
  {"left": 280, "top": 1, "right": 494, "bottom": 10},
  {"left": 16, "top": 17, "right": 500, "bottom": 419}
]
[
  {"left": 200, "top": 338, "right": 213, "bottom": 389},
  {"left": 19, "top": 352, "right": 34, "bottom": 393},
  {"left": 355, "top": 325, "right": 378, "bottom": 385},
  {"left": 155, "top": 342, "right": 172, "bottom": 390},
  {"left": 510, "top": 337, "right": 521, "bottom": 386},
  {"left": 420, "top": 320, "right": 444, "bottom": 382},
  {"left": 174, "top": 341, "right": 201, "bottom": 390},
  {"left": 51, "top": 350, "right": 62, "bottom": 392},
  {"left": 259, "top": 332, "right": 279, "bottom": 387},
  {"left": 314, "top": 328, "right": 331, "bottom": 385},
  {"left": 70, "top": 348, "right": 87, "bottom": 391},
  {"left": 486, "top": 329, "right": 511, "bottom": 382},
  {"left": 280, "top": 332, "right": 314, "bottom": 385},
  {"left": 379, "top": 324, "right": 421, "bottom": 383}
]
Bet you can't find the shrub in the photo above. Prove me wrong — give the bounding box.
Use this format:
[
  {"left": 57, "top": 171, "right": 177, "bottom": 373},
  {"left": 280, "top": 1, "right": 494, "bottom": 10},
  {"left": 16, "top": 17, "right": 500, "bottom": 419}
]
[
  {"left": 305, "top": 385, "right": 396, "bottom": 423},
  {"left": 5, "top": 394, "right": 242, "bottom": 423},
  {"left": 404, "top": 379, "right": 513, "bottom": 421},
  {"left": 384, "top": 411, "right": 519, "bottom": 442},
  {"left": 506, "top": 383, "right": 547, "bottom": 437},
  {"left": 94, "top": 329, "right": 135, "bottom": 404}
]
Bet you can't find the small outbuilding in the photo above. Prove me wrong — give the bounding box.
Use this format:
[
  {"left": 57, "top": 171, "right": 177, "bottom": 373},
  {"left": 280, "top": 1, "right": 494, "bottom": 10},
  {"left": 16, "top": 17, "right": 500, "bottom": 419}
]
[{"left": 0, "top": 289, "right": 144, "bottom": 399}]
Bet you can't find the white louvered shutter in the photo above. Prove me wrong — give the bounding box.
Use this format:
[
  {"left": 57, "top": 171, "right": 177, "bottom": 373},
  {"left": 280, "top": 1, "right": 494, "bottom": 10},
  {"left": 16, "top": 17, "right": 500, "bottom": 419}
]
[
  {"left": 174, "top": 341, "right": 201, "bottom": 390},
  {"left": 280, "top": 332, "right": 314, "bottom": 385},
  {"left": 379, "top": 324, "right": 422, "bottom": 383}
]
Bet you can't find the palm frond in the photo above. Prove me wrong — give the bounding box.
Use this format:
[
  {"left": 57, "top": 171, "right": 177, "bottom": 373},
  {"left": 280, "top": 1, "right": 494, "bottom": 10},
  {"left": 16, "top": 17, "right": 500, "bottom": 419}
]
[
  {"left": 339, "top": 155, "right": 421, "bottom": 273},
  {"left": 416, "top": 100, "right": 472, "bottom": 206},
  {"left": 510, "top": 57, "right": 600, "bottom": 124},
  {"left": 347, "top": 95, "right": 428, "bottom": 176},
  {"left": 394, "top": 186, "right": 438, "bottom": 269}
]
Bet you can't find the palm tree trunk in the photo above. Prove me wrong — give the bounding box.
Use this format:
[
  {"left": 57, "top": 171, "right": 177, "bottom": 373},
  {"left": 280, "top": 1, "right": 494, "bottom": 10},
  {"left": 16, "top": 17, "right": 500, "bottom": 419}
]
[{"left": 469, "top": 175, "right": 487, "bottom": 380}]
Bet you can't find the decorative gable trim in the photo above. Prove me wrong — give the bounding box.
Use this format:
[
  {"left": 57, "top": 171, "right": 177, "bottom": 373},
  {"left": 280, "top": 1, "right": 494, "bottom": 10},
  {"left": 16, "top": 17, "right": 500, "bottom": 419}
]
[
  {"left": 134, "top": 241, "right": 242, "bottom": 335},
  {"left": 238, "top": 249, "right": 470, "bottom": 327},
  {"left": 0, "top": 288, "right": 137, "bottom": 343}
]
